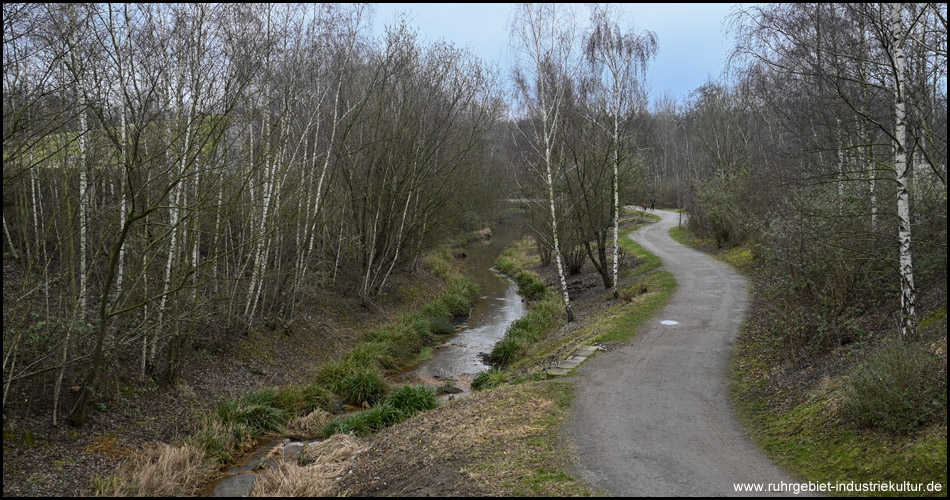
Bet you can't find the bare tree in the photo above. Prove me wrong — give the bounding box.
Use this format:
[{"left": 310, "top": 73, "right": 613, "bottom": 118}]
[
  {"left": 510, "top": 3, "right": 580, "bottom": 321},
  {"left": 585, "top": 4, "right": 657, "bottom": 294}
]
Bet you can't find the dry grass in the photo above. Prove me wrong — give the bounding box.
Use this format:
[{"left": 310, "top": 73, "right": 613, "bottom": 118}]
[
  {"left": 284, "top": 409, "right": 333, "bottom": 439},
  {"left": 297, "top": 433, "right": 364, "bottom": 466},
  {"left": 333, "top": 381, "right": 598, "bottom": 497},
  {"left": 250, "top": 434, "right": 365, "bottom": 497},
  {"left": 249, "top": 462, "right": 336, "bottom": 497},
  {"left": 96, "top": 443, "right": 212, "bottom": 497}
]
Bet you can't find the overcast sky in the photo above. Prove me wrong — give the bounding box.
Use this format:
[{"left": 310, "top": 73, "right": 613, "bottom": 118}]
[{"left": 370, "top": 3, "right": 750, "bottom": 109}]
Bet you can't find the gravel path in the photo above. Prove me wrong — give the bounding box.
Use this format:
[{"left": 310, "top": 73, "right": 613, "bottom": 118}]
[{"left": 567, "top": 209, "right": 804, "bottom": 496}]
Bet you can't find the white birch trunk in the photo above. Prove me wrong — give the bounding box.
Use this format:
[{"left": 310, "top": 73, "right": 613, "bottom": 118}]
[
  {"left": 891, "top": 3, "right": 917, "bottom": 341},
  {"left": 611, "top": 100, "right": 621, "bottom": 297},
  {"left": 116, "top": 108, "right": 127, "bottom": 297},
  {"left": 155, "top": 119, "right": 190, "bottom": 360},
  {"left": 78, "top": 92, "right": 89, "bottom": 322}
]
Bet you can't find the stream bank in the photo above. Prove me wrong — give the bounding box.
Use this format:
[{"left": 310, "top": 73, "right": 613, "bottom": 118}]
[{"left": 210, "top": 221, "right": 527, "bottom": 496}]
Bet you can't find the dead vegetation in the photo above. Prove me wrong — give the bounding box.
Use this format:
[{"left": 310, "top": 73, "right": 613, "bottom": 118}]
[
  {"left": 250, "top": 434, "right": 365, "bottom": 497},
  {"left": 94, "top": 443, "right": 212, "bottom": 497}
]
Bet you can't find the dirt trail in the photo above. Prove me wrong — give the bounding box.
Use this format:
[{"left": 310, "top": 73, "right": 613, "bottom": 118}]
[{"left": 567, "top": 209, "right": 804, "bottom": 496}]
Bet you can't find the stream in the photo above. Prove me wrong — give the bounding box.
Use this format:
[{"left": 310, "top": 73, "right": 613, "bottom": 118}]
[
  {"left": 392, "top": 222, "right": 525, "bottom": 397},
  {"left": 209, "top": 222, "right": 526, "bottom": 496}
]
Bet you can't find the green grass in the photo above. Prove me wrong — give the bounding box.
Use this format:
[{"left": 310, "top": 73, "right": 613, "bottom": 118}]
[
  {"left": 619, "top": 233, "right": 662, "bottom": 277},
  {"left": 471, "top": 368, "right": 507, "bottom": 391},
  {"left": 385, "top": 384, "right": 439, "bottom": 415},
  {"left": 668, "top": 225, "right": 708, "bottom": 247},
  {"left": 489, "top": 293, "right": 563, "bottom": 365},
  {"left": 322, "top": 384, "right": 439, "bottom": 438},
  {"left": 488, "top": 243, "right": 565, "bottom": 366},
  {"left": 669, "top": 225, "right": 756, "bottom": 272},
  {"left": 334, "top": 367, "right": 390, "bottom": 406},
  {"left": 732, "top": 362, "right": 947, "bottom": 496},
  {"left": 322, "top": 403, "right": 406, "bottom": 437},
  {"left": 595, "top": 271, "right": 676, "bottom": 343}
]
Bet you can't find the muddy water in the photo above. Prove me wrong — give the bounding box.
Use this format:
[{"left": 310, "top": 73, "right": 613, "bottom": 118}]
[{"left": 393, "top": 222, "right": 526, "bottom": 397}]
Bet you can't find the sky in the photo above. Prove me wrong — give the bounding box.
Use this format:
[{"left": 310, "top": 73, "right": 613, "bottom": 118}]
[{"left": 370, "top": 3, "right": 751, "bottom": 109}]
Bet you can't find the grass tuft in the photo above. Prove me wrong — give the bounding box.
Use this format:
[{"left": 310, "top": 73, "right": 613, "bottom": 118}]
[
  {"left": 385, "top": 384, "right": 439, "bottom": 416},
  {"left": 471, "top": 369, "right": 506, "bottom": 391},
  {"left": 334, "top": 367, "right": 389, "bottom": 406}
]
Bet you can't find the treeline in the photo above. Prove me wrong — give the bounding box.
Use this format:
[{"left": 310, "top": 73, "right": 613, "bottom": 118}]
[
  {"left": 2, "top": 4, "right": 505, "bottom": 426},
  {"left": 645, "top": 3, "right": 946, "bottom": 348}
]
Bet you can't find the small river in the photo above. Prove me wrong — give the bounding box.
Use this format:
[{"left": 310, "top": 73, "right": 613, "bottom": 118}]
[
  {"left": 210, "top": 221, "right": 526, "bottom": 496},
  {"left": 393, "top": 222, "right": 525, "bottom": 396}
]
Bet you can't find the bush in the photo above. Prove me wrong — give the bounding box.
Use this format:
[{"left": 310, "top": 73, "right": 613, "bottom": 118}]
[
  {"left": 471, "top": 369, "right": 505, "bottom": 391},
  {"left": 385, "top": 384, "right": 438, "bottom": 416},
  {"left": 844, "top": 340, "right": 947, "bottom": 434}
]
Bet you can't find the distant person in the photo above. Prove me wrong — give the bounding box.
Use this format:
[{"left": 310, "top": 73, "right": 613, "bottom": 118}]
[
  {"left": 641, "top": 200, "right": 646, "bottom": 211},
  {"left": 650, "top": 199, "right": 655, "bottom": 211}
]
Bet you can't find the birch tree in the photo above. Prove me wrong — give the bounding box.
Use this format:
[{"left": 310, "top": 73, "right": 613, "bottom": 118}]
[
  {"left": 510, "top": 3, "right": 579, "bottom": 321},
  {"left": 889, "top": 2, "right": 916, "bottom": 340},
  {"left": 585, "top": 4, "right": 656, "bottom": 294}
]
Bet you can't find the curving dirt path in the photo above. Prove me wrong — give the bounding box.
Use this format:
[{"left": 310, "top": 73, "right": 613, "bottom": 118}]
[{"left": 567, "top": 209, "right": 803, "bottom": 496}]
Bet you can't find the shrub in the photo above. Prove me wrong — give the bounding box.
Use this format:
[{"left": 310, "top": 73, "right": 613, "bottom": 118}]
[
  {"left": 385, "top": 384, "right": 438, "bottom": 416},
  {"left": 471, "top": 369, "right": 505, "bottom": 391},
  {"left": 844, "top": 340, "right": 947, "bottom": 434}
]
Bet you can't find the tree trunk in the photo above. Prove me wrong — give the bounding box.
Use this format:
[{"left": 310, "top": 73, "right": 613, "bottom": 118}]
[{"left": 891, "top": 3, "right": 917, "bottom": 341}]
